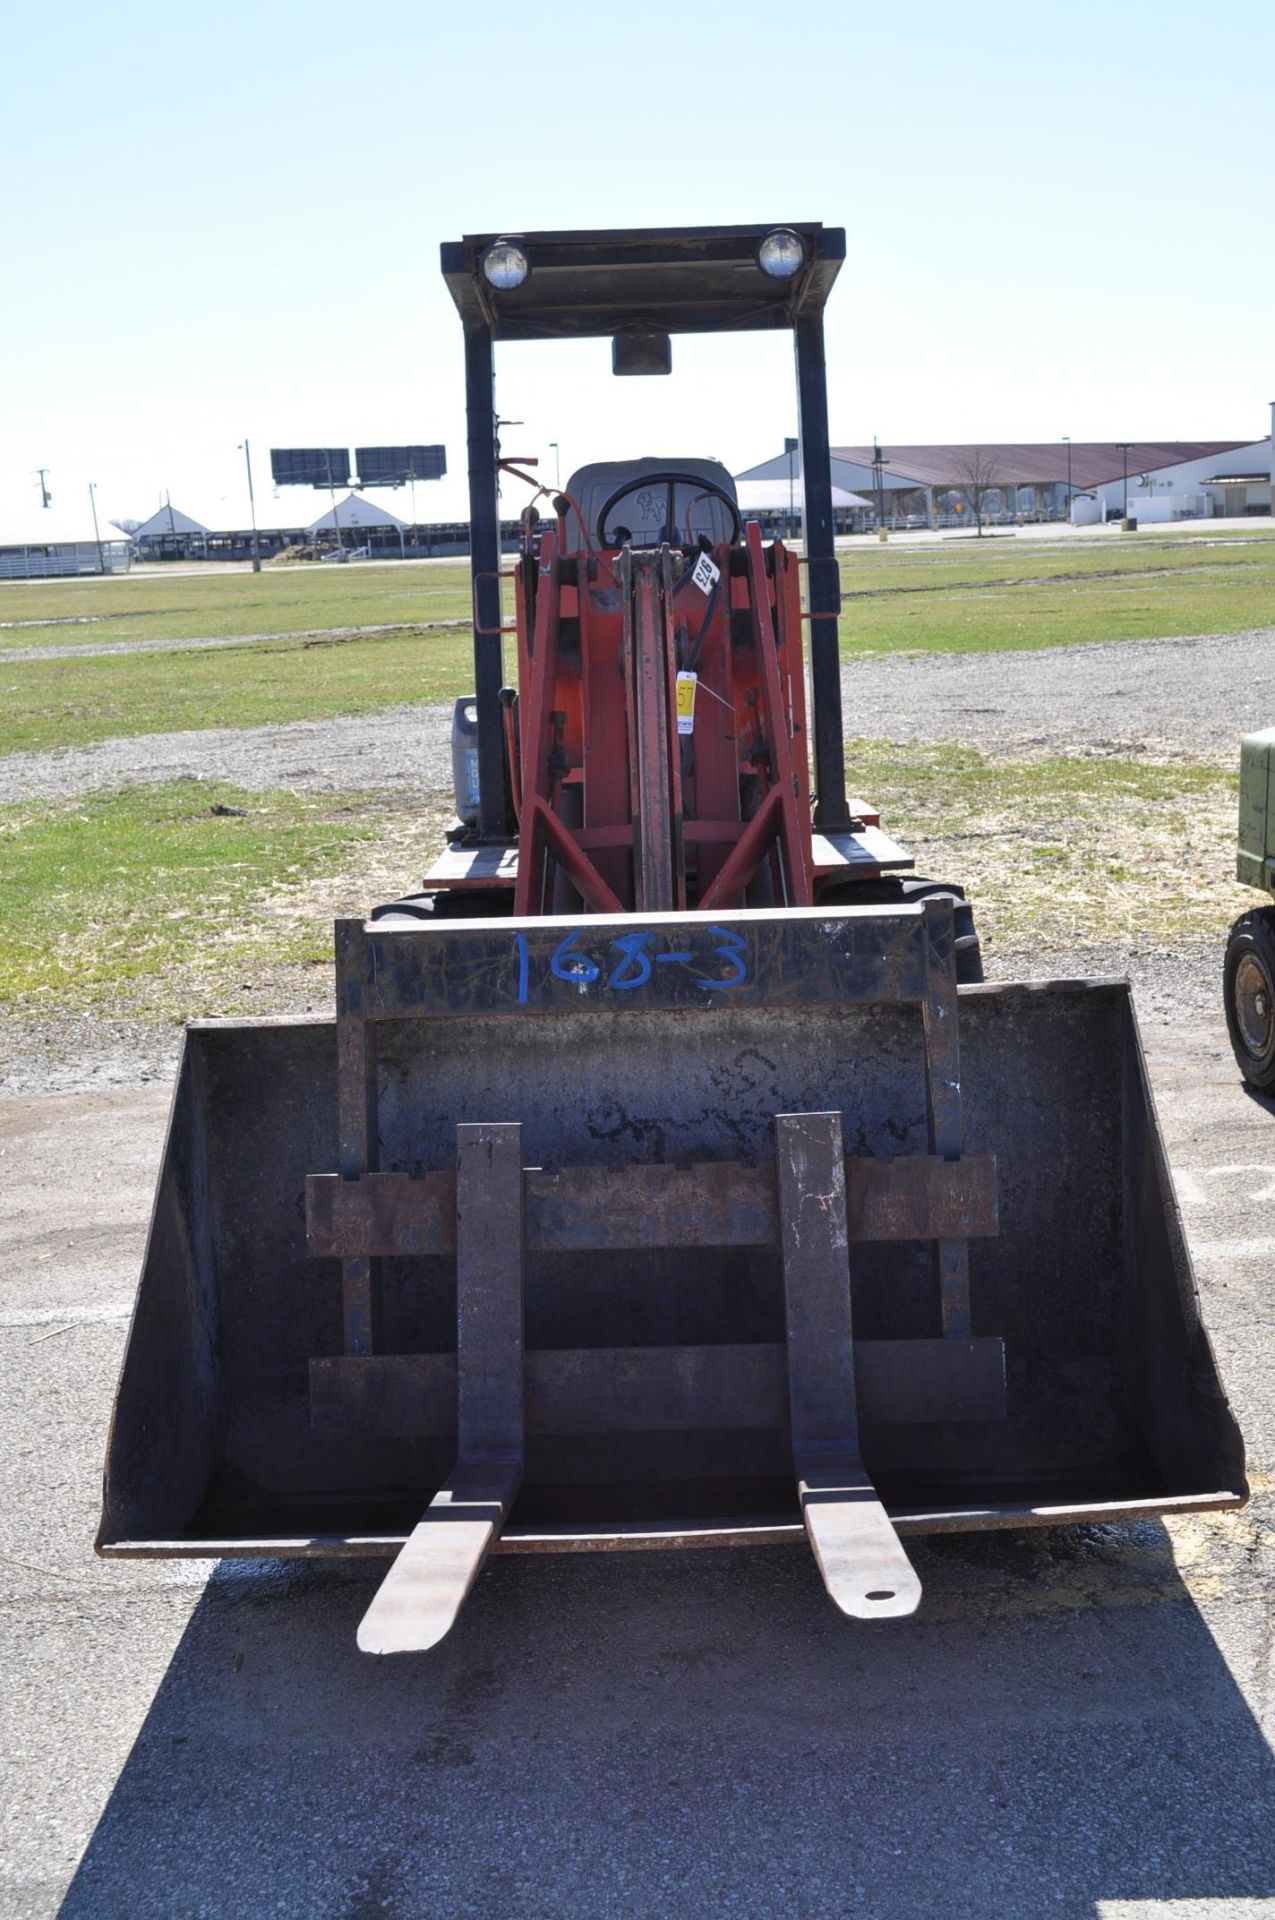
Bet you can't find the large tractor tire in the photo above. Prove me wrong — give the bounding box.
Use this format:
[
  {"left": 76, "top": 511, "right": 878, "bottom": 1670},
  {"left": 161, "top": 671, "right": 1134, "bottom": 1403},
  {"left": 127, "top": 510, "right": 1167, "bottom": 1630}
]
[
  {"left": 821, "top": 876, "right": 984, "bottom": 984},
  {"left": 1223, "top": 906, "right": 1275, "bottom": 1089}
]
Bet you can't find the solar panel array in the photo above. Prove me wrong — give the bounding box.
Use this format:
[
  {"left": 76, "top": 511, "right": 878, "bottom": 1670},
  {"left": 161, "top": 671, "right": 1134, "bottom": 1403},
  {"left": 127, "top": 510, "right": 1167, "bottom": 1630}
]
[
  {"left": 269, "top": 446, "right": 446, "bottom": 489},
  {"left": 356, "top": 446, "right": 447, "bottom": 486},
  {"left": 269, "top": 448, "right": 351, "bottom": 488}
]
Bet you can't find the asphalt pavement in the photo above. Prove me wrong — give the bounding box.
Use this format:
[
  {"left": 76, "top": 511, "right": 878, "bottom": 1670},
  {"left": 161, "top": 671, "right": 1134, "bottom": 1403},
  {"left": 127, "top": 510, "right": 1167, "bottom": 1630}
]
[{"left": 1, "top": 1014, "right": 1273, "bottom": 1919}]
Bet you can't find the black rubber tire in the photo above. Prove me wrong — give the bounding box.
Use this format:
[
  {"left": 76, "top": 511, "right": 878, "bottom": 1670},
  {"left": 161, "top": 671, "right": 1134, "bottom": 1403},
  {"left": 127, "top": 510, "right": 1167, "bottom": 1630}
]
[
  {"left": 819, "top": 875, "right": 984, "bottom": 985},
  {"left": 1223, "top": 906, "right": 1275, "bottom": 1088},
  {"left": 370, "top": 889, "right": 513, "bottom": 923}
]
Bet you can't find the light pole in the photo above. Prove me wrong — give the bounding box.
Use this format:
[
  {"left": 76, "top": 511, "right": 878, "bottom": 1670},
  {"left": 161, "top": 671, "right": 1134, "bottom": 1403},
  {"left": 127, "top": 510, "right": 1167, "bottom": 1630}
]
[
  {"left": 1118, "top": 442, "right": 1132, "bottom": 522},
  {"left": 240, "top": 439, "right": 262, "bottom": 571},
  {"left": 784, "top": 435, "right": 798, "bottom": 536},
  {"left": 36, "top": 468, "right": 51, "bottom": 509},
  {"left": 550, "top": 441, "right": 561, "bottom": 489},
  {"left": 872, "top": 439, "right": 889, "bottom": 537},
  {"left": 88, "top": 481, "right": 104, "bottom": 574},
  {"left": 1062, "top": 435, "right": 1072, "bottom": 520}
]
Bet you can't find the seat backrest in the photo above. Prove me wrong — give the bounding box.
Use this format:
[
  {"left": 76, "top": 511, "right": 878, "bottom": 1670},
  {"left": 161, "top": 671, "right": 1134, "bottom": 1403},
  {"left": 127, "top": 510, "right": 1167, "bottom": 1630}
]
[{"left": 562, "top": 457, "right": 739, "bottom": 551}]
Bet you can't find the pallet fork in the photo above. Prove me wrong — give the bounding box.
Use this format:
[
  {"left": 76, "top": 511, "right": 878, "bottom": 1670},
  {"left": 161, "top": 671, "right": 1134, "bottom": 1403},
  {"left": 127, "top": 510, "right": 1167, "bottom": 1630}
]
[{"left": 322, "top": 897, "right": 982, "bottom": 1650}]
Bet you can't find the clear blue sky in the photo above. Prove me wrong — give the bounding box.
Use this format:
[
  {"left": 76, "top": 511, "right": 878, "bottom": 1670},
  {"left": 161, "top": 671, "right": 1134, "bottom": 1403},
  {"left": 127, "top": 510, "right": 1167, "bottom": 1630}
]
[{"left": 4, "top": 0, "right": 1273, "bottom": 533}]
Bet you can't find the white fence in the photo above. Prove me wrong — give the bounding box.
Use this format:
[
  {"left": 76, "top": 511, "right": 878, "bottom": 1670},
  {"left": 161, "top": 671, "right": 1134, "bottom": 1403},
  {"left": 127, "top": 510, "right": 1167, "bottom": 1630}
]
[{"left": 0, "top": 546, "right": 132, "bottom": 580}]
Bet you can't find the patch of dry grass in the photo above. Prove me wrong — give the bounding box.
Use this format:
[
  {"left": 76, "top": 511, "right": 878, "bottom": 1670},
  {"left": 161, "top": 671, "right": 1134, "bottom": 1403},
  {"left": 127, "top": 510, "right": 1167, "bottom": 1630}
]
[{"left": 847, "top": 739, "right": 1249, "bottom": 952}]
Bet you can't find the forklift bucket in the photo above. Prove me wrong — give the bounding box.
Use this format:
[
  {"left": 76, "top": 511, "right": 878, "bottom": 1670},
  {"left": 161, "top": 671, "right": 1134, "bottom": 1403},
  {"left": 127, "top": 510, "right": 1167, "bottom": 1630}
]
[{"left": 97, "top": 902, "right": 1246, "bottom": 1652}]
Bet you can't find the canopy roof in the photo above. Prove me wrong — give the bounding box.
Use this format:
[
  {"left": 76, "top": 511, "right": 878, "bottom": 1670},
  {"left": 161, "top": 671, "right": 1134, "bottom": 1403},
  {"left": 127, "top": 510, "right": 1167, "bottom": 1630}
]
[
  {"left": 306, "top": 492, "right": 406, "bottom": 533},
  {"left": 0, "top": 509, "right": 132, "bottom": 549},
  {"left": 134, "top": 504, "right": 210, "bottom": 538},
  {"left": 830, "top": 441, "right": 1261, "bottom": 490},
  {"left": 734, "top": 477, "right": 868, "bottom": 513},
  {"left": 441, "top": 224, "right": 844, "bottom": 341}
]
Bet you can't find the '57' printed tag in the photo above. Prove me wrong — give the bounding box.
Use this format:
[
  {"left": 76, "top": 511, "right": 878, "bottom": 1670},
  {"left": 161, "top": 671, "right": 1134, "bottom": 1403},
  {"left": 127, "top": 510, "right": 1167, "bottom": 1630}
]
[{"left": 674, "top": 671, "right": 698, "bottom": 735}]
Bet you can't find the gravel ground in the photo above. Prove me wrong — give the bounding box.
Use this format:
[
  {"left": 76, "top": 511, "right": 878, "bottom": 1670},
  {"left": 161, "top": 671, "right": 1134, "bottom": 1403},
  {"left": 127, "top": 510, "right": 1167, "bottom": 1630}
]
[
  {"left": 0, "top": 702, "right": 451, "bottom": 805},
  {"left": 3, "top": 623, "right": 1272, "bottom": 810},
  {"left": 839, "top": 624, "right": 1275, "bottom": 761}
]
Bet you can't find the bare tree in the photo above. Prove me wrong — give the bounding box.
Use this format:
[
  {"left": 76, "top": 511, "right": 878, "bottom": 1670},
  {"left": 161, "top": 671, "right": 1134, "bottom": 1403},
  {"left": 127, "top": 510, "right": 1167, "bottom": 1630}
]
[{"left": 953, "top": 447, "right": 1005, "bottom": 536}]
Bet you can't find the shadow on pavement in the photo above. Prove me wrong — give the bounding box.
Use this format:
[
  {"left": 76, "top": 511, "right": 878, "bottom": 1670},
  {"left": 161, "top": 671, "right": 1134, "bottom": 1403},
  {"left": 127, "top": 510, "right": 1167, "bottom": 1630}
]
[{"left": 62, "top": 1523, "right": 1275, "bottom": 1920}]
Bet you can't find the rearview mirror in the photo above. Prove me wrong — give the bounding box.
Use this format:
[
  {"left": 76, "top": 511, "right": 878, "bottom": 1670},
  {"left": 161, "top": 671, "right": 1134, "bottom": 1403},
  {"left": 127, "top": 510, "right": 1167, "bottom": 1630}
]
[{"left": 612, "top": 330, "right": 672, "bottom": 376}]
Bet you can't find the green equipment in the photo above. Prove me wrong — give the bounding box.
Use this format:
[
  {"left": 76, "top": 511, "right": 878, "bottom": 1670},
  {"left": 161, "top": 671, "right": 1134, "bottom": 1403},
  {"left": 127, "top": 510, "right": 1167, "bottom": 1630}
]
[{"left": 1225, "top": 726, "right": 1275, "bottom": 1087}]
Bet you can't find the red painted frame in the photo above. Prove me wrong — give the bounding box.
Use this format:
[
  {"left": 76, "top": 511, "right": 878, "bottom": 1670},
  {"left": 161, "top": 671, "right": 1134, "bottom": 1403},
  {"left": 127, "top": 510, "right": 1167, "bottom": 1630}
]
[{"left": 501, "top": 515, "right": 817, "bottom": 917}]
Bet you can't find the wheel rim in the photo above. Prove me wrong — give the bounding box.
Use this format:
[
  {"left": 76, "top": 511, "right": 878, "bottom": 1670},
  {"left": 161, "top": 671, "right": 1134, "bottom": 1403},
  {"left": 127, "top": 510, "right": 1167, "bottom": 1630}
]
[{"left": 1235, "top": 951, "right": 1275, "bottom": 1060}]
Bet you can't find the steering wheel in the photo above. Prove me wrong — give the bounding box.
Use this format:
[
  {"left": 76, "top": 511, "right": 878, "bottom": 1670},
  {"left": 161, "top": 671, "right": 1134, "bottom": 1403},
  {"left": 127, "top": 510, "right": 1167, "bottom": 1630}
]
[{"left": 596, "top": 470, "right": 743, "bottom": 549}]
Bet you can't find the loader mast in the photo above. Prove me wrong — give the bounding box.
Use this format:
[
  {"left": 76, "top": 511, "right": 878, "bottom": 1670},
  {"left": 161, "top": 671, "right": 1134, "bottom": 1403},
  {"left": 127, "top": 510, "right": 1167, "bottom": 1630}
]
[
  {"left": 447, "top": 223, "right": 852, "bottom": 852},
  {"left": 511, "top": 522, "right": 813, "bottom": 917}
]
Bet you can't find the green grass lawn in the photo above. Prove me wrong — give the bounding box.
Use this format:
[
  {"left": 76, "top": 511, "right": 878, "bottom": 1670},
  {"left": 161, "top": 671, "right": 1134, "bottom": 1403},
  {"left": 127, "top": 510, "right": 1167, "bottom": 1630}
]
[
  {"left": 0, "top": 560, "right": 474, "bottom": 648},
  {"left": 836, "top": 526, "right": 1275, "bottom": 653},
  {"left": 0, "top": 625, "right": 475, "bottom": 755},
  {"left": 2, "top": 526, "right": 1273, "bottom": 755},
  {"left": 0, "top": 782, "right": 384, "bottom": 1011}
]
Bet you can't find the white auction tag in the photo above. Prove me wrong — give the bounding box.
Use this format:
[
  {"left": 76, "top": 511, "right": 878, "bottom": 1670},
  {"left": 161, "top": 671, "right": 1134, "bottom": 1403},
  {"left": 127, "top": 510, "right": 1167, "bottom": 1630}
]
[
  {"left": 675, "top": 670, "right": 698, "bottom": 735},
  {"left": 690, "top": 550, "right": 720, "bottom": 595}
]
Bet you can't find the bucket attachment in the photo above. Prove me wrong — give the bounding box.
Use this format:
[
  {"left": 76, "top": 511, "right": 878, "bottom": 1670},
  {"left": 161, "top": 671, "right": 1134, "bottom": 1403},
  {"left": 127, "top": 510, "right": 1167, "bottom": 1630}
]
[{"left": 98, "top": 901, "right": 1246, "bottom": 1653}]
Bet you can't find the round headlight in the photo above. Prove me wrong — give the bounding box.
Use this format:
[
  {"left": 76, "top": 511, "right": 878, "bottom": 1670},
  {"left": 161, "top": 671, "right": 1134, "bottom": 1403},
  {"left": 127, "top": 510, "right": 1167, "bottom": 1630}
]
[
  {"left": 481, "top": 240, "right": 530, "bottom": 290},
  {"left": 757, "top": 228, "right": 805, "bottom": 280}
]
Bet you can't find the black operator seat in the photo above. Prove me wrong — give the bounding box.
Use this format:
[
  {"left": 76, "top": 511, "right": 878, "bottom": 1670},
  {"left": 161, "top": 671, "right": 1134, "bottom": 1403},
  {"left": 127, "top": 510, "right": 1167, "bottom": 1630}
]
[{"left": 562, "top": 457, "right": 741, "bottom": 553}]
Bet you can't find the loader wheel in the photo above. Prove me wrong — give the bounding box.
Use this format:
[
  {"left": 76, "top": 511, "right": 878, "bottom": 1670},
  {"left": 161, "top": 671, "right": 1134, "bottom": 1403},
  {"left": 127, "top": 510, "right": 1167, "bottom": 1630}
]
[
  {"left": 1224, "top": 908, "right": 1275, "bottom": 1089},
  {"left": 370, "top": 889, "right": 513, "bottom": 923},
  {"left": 820, "top": 876, "right": 984, "bottom": 985}
]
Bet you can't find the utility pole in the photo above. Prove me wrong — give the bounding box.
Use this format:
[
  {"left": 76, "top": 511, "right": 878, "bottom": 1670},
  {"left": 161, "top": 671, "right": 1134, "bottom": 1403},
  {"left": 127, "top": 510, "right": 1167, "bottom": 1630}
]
[
  {"left": 1118, "top": 442, "right": 1132, "bottom": 521},
  {"left": 1062, "top": 435, "right": 1072, "bottom": 519},
  {"left": 88, "top": 482, "right": 105, "bottom": 575},
  {"left": 240, "top": 439, "right": 262, "bottom": 571},
  {"left": 36, "top": 468, "right": 52, "bottom": 509},
  {"left": 550, "top": 441, "right": 561, "bottom": 490},
  {"left": 784, "top": 436, "right": 798, "bottom": 536}
]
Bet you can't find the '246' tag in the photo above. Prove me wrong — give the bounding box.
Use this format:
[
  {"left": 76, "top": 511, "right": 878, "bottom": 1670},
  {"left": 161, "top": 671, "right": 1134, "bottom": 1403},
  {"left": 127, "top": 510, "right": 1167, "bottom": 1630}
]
[{"left": 690, "top": 550, "right": 720, "bottom": 595}]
